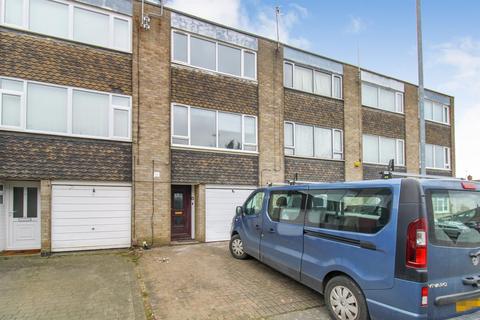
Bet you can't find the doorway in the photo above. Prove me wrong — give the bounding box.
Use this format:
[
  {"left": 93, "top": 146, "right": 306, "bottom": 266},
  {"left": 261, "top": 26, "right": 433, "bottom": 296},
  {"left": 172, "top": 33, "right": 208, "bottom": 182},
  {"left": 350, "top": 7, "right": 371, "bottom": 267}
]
[{"left": 171, "top": 185, "right": 192, "bottom": 240}]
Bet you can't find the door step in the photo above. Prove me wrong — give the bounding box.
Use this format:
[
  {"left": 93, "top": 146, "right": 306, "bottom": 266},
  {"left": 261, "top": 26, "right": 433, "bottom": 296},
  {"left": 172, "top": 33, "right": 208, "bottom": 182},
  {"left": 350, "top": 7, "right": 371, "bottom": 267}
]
[{"left": 170, "top": 240, "right": 199, "bottom": 246}]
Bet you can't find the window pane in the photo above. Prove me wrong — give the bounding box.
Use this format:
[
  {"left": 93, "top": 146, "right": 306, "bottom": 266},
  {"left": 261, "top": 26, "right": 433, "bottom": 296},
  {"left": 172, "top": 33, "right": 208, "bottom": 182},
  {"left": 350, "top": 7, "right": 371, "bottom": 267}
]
[
  {"left": 172, "top": 137, "right": 188, "bottom": 145},
  {"left": 72, "top": 90, "right": 109, "bottom": 137},
  {"left": 333, "top": 130, "right": 342, "bottom": 153},
  {"left": 295, "top": 124, "right": 313, "bottom": 157},
  {"left": 379, "top": 88, "right": 395, "bottom": 112},
  {"left": 363, "top": 135, "right": 379, "bottom": 163},
  {"left": 284, "top": 63, "right": 293, "bottom": 88},
  {"left": 397, "top": 140, "right": 405, "bottom": 166},
  {"left": 245, "top": 192, "right": 264, "bottom": 215},
  {"left": 244, "top": 116, "right": 256, "bottom": 144},
  {"left": 5, "top": 0, "right": 23, "bottom": 26},
  {"left": 284, "top": 122, "right": 294, "bottom": 147},
  {"left": 244, "top": 51, "right": 255, "bottom": 78},
  {"left": 74, "top": 7, "right": 109, "bottom": 47},
  {"left": 112, "top": 96, "right": 129, "bottom": 108},
  {"left": 395, "top": 93, "right": 404, "bottom": 113},
  {"left": 27, "top": 187, "right": 38, "bottom": 218},
  {"left": 1, "top": 79, "right": 23, "bottom": 92},
  {"left": 314, "top": 71, "right": 331, "bottom": 97},
  {"left": 433, "top": 102, "right": 443, "bottom": 122},
  {"left": 362, "top": 83, "right": 377, "bottom": 107},
  {"left": 380, "top": 137, "right": 395, "bottom": 164},
  {"left": 333, "top": 76, "right": 342, "bottom": 98},
  {"left": 190, "top": 108, "right": 216, "bottom": 147},
  {"left": 13, "top": 187, "right": 24, "bottom": 218},
  {"left": 114, "top": 109, "right": 129, "bottom": 137},
  {"left": 294, "top": 66, "right": 313, "bottom": 93},
  {"left": 30, "top": 0, "right": 69, "bottom": 38},
  {"left": 190, "top": 36, "right": 216, "bottom": 70},
  {"left": 27, "top": 83, "right": 67, "bottom": 133},
  {"left": 2, "top": 94, "right": 21, "bottom": 127},
  {"left": 443, "top": 106, "right": 449, "bottom": 124},
  {"left": 314, "top": 127, "right": 332, "bottom": 158},
  {"left": 173, "top": 32, "right": 188, "bottom": 63},
  {"left": 425, "top": 144, "right": 434, "bottom": 168},
  {"left": 173, "top": 192, "right": 183, "bottom": 210},
  {"left": 424, "top": 100, "right": 433, "bottom": 120},
  {"left": 173, "top": 105, "right": 188, "bottom": 137},
  {"left": 113, "top": 18, "right": 129, "bottom": 50},
  {"left": 268, "top": 191, "right": 304, "bottom": 224},
  {"left": 218, "top": 44, "right": 241, "bottom": 76},
  {"left": 218, "top": 112, "right": 241, "bottom": 149},
  {"left": 435, "top": 145, "right": 445, "bottom": 169}
]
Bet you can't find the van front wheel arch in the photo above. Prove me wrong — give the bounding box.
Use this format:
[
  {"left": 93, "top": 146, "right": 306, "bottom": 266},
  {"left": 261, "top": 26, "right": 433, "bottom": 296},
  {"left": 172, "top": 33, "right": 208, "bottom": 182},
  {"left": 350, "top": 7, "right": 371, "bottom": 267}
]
[{"left": 324, "top": 275, "right": 370, "bottom": 320}]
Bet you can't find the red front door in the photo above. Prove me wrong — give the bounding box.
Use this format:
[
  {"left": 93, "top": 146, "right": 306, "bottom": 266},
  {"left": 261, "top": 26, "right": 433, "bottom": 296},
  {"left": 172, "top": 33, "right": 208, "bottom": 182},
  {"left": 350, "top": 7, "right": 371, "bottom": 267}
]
[{"left": 171, "top": 185, "right": 191, "bottom": 240}]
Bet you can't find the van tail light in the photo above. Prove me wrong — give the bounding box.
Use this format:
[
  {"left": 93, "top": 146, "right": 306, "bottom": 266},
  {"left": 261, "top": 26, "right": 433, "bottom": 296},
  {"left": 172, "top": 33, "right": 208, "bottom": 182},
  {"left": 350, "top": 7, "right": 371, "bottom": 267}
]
[
  {"left": 406, "top": 218, "right": 427, "bottom": 269},
  {"left": 462, "top": 182, "right": 477, "bottom": 190},
  {"left": 421, "top": 287, "right": 428, "bottom": 306}
]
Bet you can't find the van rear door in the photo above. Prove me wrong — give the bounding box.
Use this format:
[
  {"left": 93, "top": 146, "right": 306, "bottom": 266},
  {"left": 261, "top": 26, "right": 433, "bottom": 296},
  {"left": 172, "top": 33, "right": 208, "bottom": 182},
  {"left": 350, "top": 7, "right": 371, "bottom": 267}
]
[{"left": 425, "top": 182, "right": 480, "bottom": 319}]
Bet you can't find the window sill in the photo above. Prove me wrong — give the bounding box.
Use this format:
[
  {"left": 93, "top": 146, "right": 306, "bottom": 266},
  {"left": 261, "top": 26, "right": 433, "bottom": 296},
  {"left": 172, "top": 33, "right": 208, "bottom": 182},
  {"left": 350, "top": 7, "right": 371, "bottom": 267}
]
[
  {"left": 363, "top": 162, "right": 406, "bottom": 167},
  {"left": 171, "top": 144, "right": 259, "bottom": 155},
  {"left": 425, "top": 119, "right": 451, "bottom": 127},
  {"left": 0, "top": 127, "right": 132, "bottom": 143},
  {"left": 425, "top": 167, "right": 452, "bottom": 172},
  {"left": 285, "top": 154, "right": 344, "bottom": 162},
  {"left": 171, "top": 62, "right": 258, "bottom": 84},
  {"left": 362, "top": 105, "right": 405, "bottom": 116},
  {"left": 284, "top": 87, "right": 344, "bottom": 102}
]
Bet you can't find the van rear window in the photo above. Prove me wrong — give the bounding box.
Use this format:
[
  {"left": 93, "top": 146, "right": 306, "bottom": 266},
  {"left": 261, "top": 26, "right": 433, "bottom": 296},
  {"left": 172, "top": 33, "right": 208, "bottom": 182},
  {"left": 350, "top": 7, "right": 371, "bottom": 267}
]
[
  {"left": 428, "top": 190, "right": 480, "bottom": 247},
  {"left": 305, "top": 188, "right": 392, "bottom": 234}
]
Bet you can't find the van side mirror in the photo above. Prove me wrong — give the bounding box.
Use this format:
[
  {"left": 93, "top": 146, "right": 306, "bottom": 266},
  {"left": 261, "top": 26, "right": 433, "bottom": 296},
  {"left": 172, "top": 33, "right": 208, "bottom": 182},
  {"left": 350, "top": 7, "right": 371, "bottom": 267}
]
[{"left": 236, "top": 206, "right": 244, "bottom": 216}]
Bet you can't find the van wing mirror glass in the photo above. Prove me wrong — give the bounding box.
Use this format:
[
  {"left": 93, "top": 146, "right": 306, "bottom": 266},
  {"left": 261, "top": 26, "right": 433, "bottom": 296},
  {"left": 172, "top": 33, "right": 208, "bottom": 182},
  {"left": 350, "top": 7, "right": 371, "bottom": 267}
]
[{"left": 236, "top": 206, "right": 244, "bottom": 216}]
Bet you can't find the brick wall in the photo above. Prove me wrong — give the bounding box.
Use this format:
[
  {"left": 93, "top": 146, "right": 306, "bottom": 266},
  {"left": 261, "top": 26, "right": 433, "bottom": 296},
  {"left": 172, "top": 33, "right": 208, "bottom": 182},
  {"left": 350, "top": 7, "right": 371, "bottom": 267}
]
[
  {"left": 426, "top": 122, "right": 452, "bottom": 147},
  {"left": 363, "top": 164, "right": 406, "bottom": 180},
  {"left": 171, "top": 65, "right": 258, "bottom": 115},
  {"left": 284, "top": 89, "right": 344, "bottom": 129},
  {"left": 0, "top": 131, "right": 131, "bottom": 181},
  {"left": 404, "top": 83, "right": 420, "bottom": 174},
  {"left": 362, "top": 107, "right": 405, "bottom": 139},
  {"left": 171, "top": 149, "right": 258, "bottom": 185},
  {"left": 40, "top": 180, "right": 52, "bottom": 254},
  {"left": 285, "top": 157, "right": 344, "bottom": 182},
  {"left": 0, "top": 27, "right": 132, "bottom": 95}
]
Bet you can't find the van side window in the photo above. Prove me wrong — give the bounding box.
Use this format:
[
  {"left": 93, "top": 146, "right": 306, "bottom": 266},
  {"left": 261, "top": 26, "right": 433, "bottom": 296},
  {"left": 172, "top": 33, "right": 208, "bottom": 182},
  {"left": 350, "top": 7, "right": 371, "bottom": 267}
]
[
  {"left": 268, "top": 191, "right": 306, "bottom": 225},
  {"left": 306, "top": 188, "right": 392, "bottom": 234},
  {"left": 244, "top": 192, "right": 265, "bottom": 215}
]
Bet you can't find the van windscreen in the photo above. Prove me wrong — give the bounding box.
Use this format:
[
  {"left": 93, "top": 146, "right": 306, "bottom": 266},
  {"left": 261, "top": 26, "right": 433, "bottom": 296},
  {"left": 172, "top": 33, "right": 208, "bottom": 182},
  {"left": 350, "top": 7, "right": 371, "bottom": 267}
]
[{"left": 428, "top": 190, "right": 480, "bottom": 247}]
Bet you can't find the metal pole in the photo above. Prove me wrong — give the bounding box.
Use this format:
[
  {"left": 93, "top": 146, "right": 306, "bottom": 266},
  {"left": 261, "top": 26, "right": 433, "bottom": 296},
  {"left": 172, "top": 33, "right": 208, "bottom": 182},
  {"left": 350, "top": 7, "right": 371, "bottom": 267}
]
[{"left": 417, "top": 0, "right": 426, "bottom": 175}]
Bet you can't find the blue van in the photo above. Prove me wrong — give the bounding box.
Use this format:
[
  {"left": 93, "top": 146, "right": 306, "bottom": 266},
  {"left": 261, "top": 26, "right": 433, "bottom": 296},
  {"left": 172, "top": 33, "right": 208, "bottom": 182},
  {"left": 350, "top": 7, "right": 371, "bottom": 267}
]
[{"left": 229, "top": 178, "right": 480, "bottom": 320}]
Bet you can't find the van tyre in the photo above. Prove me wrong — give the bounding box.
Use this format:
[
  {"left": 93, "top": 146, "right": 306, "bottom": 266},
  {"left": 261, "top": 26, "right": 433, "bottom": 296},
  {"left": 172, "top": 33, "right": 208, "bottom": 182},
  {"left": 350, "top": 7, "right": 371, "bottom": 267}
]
[
  {"left": 325, "top": 276, "right": 369, "bottom": 320},
  {"left": 229, "top": 234, "right": 248, "bottom": 260}
]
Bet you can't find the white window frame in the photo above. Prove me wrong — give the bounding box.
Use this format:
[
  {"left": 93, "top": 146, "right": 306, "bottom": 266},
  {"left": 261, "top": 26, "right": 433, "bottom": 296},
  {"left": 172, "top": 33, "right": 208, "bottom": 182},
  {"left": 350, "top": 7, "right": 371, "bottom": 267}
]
[
  {"left": 171, "top": 103, "right": 258, "bottom": 153},
  {"left": 425, "top": 143, "right": 451, "bottom": 170},
  {"left": 424, "top": 99, "right": 450, "bottom": 125},
  {"left": 171, "top": 29, "right": 257, "bottom": 81},
  {"left": 284, "top": 61, "right": 343, "bottom": 100},
  {"left": 362, "top": 134, "right": 405, "bottom": 166},
  {"left": 284, "top": 121, "right": 344, "bottom": 160},
  {"left": 362, "top": 82, "right": 404, "bottom": 114},
  {"left": 0, "top": 76, "right": 132, "bottom": 141},
  {"left": 0, "top": 0, "right": 132, "bottom": 52},
  {"left": 0, "top": 81, "right": 25, "bottom": 129}
]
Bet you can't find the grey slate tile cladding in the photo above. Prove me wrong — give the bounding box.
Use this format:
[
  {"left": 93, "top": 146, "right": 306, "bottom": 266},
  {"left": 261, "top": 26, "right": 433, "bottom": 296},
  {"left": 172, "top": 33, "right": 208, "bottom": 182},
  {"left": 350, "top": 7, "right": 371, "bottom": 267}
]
[
  {"left": 363, "top": 164, "right": 406, "bottom": 180},
  {"left": 362, "top": 107, "right": 405, "bottom": 139},
  {"left": 285, "top": 157, "right": 344, "bottom": 182},
  {"left": 0, "top": 131, "right": 131, "bottom": 181},
  {"left": 171, "top": 149, "right": 258, "bottom": 185}
]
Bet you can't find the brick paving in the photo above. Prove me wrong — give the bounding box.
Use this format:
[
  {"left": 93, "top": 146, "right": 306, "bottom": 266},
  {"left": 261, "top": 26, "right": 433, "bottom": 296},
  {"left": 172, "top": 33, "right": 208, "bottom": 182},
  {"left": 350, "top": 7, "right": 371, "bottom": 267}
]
[
  {"left": 0, "top": 252, "right": 145, "bottom": 320},
  {"left": 139, "top": 242, "right": 327, "bottom": 320}
]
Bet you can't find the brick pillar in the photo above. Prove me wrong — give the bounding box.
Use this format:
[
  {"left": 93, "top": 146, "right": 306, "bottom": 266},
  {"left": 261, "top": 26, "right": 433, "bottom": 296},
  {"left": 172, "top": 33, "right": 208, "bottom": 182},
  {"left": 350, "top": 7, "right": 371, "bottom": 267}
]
[
  {"left": 258, "top": 39, "right": 285, "bottom": 185},
  {"left": 450, "top": 97, "right": 456, "bottom": 176},
  {"left": 343, "top": 65, "right": 363, "bottom": 181},
  {"left": 40, "top": 180, "right": 51, "bottom": 254},
  {"left": 194, "top": 184, "right": 206, "bottom": 242},
  {"left": 132, "top": 3, "right": 171, "bottom": 246},
  {"left": 405, "top": 83, "right": 420, "bottom": 174}
]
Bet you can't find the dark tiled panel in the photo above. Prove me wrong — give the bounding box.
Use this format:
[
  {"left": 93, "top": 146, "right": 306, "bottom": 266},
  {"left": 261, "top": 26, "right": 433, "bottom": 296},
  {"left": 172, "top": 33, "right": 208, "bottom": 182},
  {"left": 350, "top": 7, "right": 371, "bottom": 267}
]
[
  {"left": 427, "top": 169, "right": 453, "bottom": 177},
  {"left": 362, "top": 107, "right": 405, "bottom": 139},
  {"left": 284, "top": 89, "right": 344, "bottom": 129},
  {"left": 285, "top": 157, "right": 344, "bottom": 182},
  {"left": 171, "top": 65, "right": 258, "bottom": 115},
  {"left": 171, "top": 149, "right": 258, "bottom": 185},
  {"left": 0, "top": 28, "right": 132, "bottom": 95},
  {"left": 426, "top": 122, "right": 452, "bottom": 147},
  {"left": 0, "top": 131, "right": 132, "bottom": 181},
  {"left": 363, "top": 164, "right": 406, "bottom": 180}
]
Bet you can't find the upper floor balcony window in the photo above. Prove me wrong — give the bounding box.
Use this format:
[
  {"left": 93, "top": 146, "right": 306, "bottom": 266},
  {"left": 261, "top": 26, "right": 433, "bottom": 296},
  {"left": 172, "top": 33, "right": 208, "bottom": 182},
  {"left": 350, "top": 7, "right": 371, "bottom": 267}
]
[
  {"left": 283, "top": 61, "right": 342, "bottom": 99},
  {"left": 425, "top": 144, "right": 451, "bottom": 170},
  {"left": 362, "top": 82, "right": 404, "bottom": 114},
  {"left": 425, "top": 99, "right": 450, "bottom": 125},
  {"left": 172, "top": 31, "right": 257, "bottom": 80},
  {"left": 0, "top": 76, "right": 131, "bottom": 141},
  {"left": 0, "top": 0, "right": 131, "bottom": 52},
  {"left": 284, "top": 121, "right": 343, "bottom": 160},
  {"left": 362, "top": 134, "right": 405, "bottom": 166},
  {"left": 172, "top": 104, "right": 257, "bottom": 152}
]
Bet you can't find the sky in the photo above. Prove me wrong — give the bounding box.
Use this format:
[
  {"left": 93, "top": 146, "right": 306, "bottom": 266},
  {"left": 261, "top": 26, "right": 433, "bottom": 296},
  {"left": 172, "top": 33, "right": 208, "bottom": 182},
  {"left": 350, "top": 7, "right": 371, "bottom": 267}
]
[{"left": 165, "top": 0, "right": 480, "bottom": 179}]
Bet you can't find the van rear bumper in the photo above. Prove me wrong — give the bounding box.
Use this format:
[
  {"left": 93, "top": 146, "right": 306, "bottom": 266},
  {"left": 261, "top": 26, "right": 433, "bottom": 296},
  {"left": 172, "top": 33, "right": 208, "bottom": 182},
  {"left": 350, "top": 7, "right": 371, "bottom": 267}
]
[
  {"left": 367, "top": 298, "right": 427, "bottom": 320},
  {"left": 435, "top": 289, "right": 480, "bottom": 306}
]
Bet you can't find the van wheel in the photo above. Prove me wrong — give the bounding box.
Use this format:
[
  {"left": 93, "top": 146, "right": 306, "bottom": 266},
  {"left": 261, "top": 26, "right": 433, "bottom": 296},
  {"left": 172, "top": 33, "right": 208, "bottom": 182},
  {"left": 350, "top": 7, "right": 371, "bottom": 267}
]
[
  {"left": 325, "top": 276, "right": 369, "bottom": 320},
  {"left": 229, "top": 234, "right": 248, "bottom": 260}
]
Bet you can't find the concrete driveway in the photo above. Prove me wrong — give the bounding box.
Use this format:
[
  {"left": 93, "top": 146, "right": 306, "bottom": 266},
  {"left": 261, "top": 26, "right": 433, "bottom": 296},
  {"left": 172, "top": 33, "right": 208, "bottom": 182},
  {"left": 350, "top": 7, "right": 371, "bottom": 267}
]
[{"left": 139, "top": 242, "right": 330, "bottom": 320}]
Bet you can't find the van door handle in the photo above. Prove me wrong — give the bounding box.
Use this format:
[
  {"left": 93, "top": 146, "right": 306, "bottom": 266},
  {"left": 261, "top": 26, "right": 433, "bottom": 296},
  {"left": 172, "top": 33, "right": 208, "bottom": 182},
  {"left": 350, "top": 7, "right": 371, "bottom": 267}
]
[
  {"left": 255, "top": 224, "right": 260, "bottom": 230},
  {"left": 268, "top": 228, "right": 275, "bottom": 233}
]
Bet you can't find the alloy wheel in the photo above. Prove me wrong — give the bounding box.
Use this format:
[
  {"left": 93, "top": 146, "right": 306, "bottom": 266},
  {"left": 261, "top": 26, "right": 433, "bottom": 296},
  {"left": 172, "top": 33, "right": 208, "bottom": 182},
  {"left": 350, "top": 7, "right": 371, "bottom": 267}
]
[
  {"left": 231, "top": 238, "right": 244, "bottom": 256},
  {"left": 329, "top": 285, "right": 359, "bottom": 320}
]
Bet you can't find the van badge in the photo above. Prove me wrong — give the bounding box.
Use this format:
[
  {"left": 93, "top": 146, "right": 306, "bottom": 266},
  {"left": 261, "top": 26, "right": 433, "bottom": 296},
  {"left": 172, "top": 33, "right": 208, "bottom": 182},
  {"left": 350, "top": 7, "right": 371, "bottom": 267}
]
[
  {"left": 470, "top": 250, "right": 480, "bottom": 266},
  {"left": 473, "top": 256, "right": 479, "bottom": 266}
]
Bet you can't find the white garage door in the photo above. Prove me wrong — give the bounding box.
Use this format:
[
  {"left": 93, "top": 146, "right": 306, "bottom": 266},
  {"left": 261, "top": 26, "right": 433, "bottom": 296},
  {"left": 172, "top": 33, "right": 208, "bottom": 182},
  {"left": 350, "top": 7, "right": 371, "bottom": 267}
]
[
  {"left": 205, "top": 186, "right": 255, "bottom": 242},
  {"left": 52, "top": 184, "right": 131, "bottom": 252}
]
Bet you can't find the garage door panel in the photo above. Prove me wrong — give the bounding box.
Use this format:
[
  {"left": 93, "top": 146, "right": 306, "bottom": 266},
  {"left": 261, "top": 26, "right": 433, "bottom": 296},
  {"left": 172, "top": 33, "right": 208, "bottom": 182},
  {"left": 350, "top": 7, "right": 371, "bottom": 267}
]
[
  {"left": 51, "top": 238, "right": 131, "bottom": 252},
  {"left": 52, "top": 217, "right": 131, "bottom": 227},
  {"left": 52, "top": 224, "right": 130, "bottom": 234},
  {"left": 53, "top": 196, "right": 131, "bottom": 205},
  {"left": 53, "top": 203, "right": 129, "bottom": 212},
  {"left": 52, "top": 186, "right": 131, "bottom": 196},
  {"left": 52, "top": 210, "right": 130, "bottom": 219},
  {"left": 52, "top": 230, "right": 130, "bottom": 241}
]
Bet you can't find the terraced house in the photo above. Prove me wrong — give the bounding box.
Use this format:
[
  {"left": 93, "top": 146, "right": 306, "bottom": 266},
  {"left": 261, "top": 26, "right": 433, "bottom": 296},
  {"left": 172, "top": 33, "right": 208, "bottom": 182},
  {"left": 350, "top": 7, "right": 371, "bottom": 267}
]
[{"left": 0, "top": 0, "right": 455, "bottom": 253}]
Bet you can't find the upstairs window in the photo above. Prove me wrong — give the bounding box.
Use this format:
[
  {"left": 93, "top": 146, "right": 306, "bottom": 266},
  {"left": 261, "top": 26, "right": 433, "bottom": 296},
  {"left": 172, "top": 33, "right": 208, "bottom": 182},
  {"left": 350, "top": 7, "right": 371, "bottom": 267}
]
[
  {"left": 425, "top": 144, "right": 451, "bottom": 170},
  {"left": 1, "top": 0, "right": 132, "bottom": 52},
  {"left": 172, "top": 30, "right": 257, "bottom": 80},
  {"left": 284, "top": 61, "right": 342, "bottom": 99},
  {"left": 172, "top": 104, "right": 257, "bottom": 152},
  {"left": 363, "top": 134, "right": 405, "bottom": 166},
  {"left": 362, "top": 82, "right": 404, "bottom": 113},
  {"left": 425, "top": 99, "right": 450, "bottom": 125},
  {"left": 284, "top": 121, "right": 343, "bottom": 160}
]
